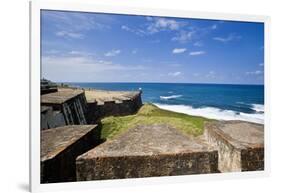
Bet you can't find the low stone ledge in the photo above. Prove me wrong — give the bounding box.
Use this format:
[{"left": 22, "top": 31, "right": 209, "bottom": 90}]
[
  {"left": 204, "top": 121, "right": 264, "bottom": 172},
  {"left": 41, "top": 125, "right": 101, "bottom": 183},
  {"left": 76, "top": 124, "right": 218, "bottom": 181}
]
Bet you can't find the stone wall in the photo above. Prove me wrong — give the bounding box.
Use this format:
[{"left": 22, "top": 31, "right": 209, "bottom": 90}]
[
  {"left": 76, "top": 152, "right": 218, "bottom": 181},
  {"left": 41, "top": 125, "right": 102, "bottom": 183},
  {"left": 204, "top": 121, "right": 264, "bottom": 172},
  {"left": 204, "top": 124, "right": 241, "bottom": 172},
  {"left": 41, "top": 92, "right": 88, "bottom": 130},
  {"left": 61, "top": 93, "right": 88, "bottom": 125},
  {"left": 86, "top": 92, "right": 142, "bottom": 123},
  {"left": 76, "top": 124, "right": 218, "bottom": 181},
  {"left": 241, "top": 148, "right": 264, "bottom": 171},
  {"left": 41, "top": 106, "right": 66, "bottom": 130}
]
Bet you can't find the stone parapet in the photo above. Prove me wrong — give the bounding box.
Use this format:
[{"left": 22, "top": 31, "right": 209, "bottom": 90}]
[
  {"left": 41, "top": 125, "right": 101, "bottom": 183},
  {"left": 204, "top": 121, "right": 264, "bottom": 172},
  {"left": 76, "top": 124, "right": 218, "bottom": 181}
]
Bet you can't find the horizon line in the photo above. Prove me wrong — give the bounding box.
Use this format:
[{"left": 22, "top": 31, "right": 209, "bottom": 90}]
[{"left": 54, "top": 81, "right": 264, "bottom": 86}]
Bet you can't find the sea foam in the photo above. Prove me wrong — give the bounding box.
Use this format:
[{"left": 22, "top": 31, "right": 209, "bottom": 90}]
[
  {"left": 154, "top": 103, "right": 264, "bottom": 124},
  {"left": 251, "top": 104, "right": 264, "bottom": 113},
  {"left": 160, "top": 95, "right": 182, "bottom": 100}
]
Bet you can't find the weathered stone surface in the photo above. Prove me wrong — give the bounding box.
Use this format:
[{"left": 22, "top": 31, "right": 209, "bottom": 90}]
[
  {"left": 76, "top": 124, "right": 218, "bottom": 181},
  {"left": 41, "top": 88, "right": 88, "bottom": 128},
  {"left": 41, "top": 88, "right": 84, "bottom": 104},
  {"left": 84, "top": 89, "right": 141, "bottom": 105},
  {"left": 85, "top": 90, "right": 142, "bottom": 123},
  {"left": 204, "top": 121, "right": 264, "bottom": 172},
  {"left": 41, "top": 125, "right": 102, "bottom": 183},
  {"left": 41, "top": 106, "right": 66, "bottom": 130}
]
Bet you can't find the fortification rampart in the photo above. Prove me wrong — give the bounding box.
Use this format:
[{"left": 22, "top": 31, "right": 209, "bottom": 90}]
[{"left": 86, "top": 91, "right": 142, "bottom": 123}]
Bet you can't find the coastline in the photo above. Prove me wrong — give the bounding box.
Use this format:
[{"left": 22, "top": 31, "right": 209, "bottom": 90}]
[
  {"left": 154, "top": 103, "right": 264, "bottom": 124},
  {"left": 58, "top": 83, "right": 264, "bottom": 124}
]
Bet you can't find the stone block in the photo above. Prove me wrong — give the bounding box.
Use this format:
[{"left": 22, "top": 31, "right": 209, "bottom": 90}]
[
  {"left": 76, "top": 124, "right": 218, "bottom": 181},
  {"left": 41, "top": 125, "right": 101, "bottom": 183},
  {"left": 204, "top": 121, "right": 264, "bottom": 172}
]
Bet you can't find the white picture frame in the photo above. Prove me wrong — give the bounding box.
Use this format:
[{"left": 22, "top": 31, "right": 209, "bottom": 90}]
[{"left": 30, "top": 1, "right": 271, "bottom": 192}]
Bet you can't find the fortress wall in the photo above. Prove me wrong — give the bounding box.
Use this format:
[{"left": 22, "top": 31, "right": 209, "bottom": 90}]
[
  {"left": 41, "top": 107, "right": 66, "bottom": 130},
  {"left": 41, "top": 125, "right": 102, "bottom": 183},
  {"left": 86, "top": 92, "right": 143, "bottom": 123},
  {"left": 76, "top": 124, "right": 218, "bottom": 181},
  {"left": 76, "top": 152, "right": 218, "bottom": 181},
  {"left": 204, "top": 121, "right": 264, "bottom": 172},
  {"left": 204, "top": 126, "right": 241, "bottom": 172},
  {"left": 41, "top": 89, "right": 142, "bottom": 128},
  {"left": 41, "top": 92, "right": 88, "bottom": 130},
  {"left": 241, "top": 148, "right": 264, "bottom": 171},
  {"left": 60, "top": 93, "right": 88, "bottom": 125}
]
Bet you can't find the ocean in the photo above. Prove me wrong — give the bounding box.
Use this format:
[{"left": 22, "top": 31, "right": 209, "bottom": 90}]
[{"left": 68, "top": 82, "right": 264, "bottom": 124}]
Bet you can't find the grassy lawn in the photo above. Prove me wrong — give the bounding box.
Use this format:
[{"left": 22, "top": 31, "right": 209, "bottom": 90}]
[{"left": 100, "top": 103, "right": 209, "bottom": 140}]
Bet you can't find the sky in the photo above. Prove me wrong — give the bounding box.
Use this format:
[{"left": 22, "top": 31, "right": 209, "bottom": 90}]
[{"left": 41, "top": 10, "right": 264, "bottom": 85}]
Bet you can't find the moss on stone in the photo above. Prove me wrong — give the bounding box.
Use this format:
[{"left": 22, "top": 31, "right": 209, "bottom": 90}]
[{"left": 101, "top": 103, "right": 209, "bottom": 139}]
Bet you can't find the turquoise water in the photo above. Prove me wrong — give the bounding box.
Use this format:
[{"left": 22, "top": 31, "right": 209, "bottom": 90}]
[{"left": 68, "top": 82, "right": 264, "bottom": 124}]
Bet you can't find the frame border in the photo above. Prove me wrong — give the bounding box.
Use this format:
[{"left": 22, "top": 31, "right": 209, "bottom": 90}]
[{"left": 30, "top": 1, "right": 271, "bottom": 192}]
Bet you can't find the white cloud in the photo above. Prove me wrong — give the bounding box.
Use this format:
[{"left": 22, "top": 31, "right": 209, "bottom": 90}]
[
  {"left": 121, "top": 25, "right": 146, "bottom": 36},
  {"left": 147, "top": 18, "right": 181, "bottom": 34},
  {"left": 42, "top": 54, "right": 147, "bottom": 75},
  {"left": 193, "top": 41, "right": 203, "bottom": 47},
  {"left": 44, "top": 11, "right": 110, "bottom": 39},
  {"left": 172, "top": 48, "right": 187, "bottom": 54},
  {"left": 104, "top": 49, "right": 121, "bottom": 57},
  {"left": 189, "top": 51, "right": 206, "bottom": 56},
  {"left": 121, "top": 25, "right": 131, "bottom": 31},
  {"left": 213, "top": 33, "right": 241, "bottom": 43},
  {"left": 259, "top": 63, "right": 264, "bottom": 67},
  {"left": 55, "top": 31, "right": 83, "bottom": 39},
  {"left": 168, "top": 71, "right": 182, "bottom": 77},
  {"left": 172, "top": 30, "right": 195, "bottom": 43},
  {"left": 246, "top": 70, "right": 263, "bottom": 75},
  {"left": 68, "top": 50, "right": 94, "bottom": 56}
]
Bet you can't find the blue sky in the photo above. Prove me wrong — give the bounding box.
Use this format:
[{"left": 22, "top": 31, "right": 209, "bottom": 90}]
[{"left": 41, "top": 10, "right": 264, "bottom": 85}]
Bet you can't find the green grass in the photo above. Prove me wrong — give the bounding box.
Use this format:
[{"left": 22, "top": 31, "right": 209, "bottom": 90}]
[{"left": 100, "top": 103, "right": 209, "bottom": 139}]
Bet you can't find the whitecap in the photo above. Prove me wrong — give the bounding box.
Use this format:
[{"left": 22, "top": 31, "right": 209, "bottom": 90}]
[
  {"left": 251, "top": 104, "right": 264, "bottom": 113},
  {"left": 160, "top": 95, "right": 182, "bottom": 100},
  {"left": 154, "top": 103, "right": 264, "bottom": 124}
]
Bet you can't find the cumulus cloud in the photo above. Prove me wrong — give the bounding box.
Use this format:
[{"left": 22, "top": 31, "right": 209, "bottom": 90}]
[
  {"left": 189, "top": 51, "right": 206, "bottom": 56},
  {"left": 147, "top": 18, "right": 181, "bottom": 34},
  {"left": 172, "top": 48, "right": 187, "bottom": 54},
  {"left": 121, "top": 17, "right": 182, "bottom": 36},
  {"left": 172, "top": 30, "right": 195, "bottom": 43},
  {"left": 104, "top": 49, "right": 121, "bottom": 57}
]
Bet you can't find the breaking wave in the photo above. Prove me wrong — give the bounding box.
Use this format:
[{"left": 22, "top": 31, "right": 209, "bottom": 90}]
[
  {"left": 154, "top": 103, "right": 264, "bottom": 124},
  {"left": 251, "top": 104, "right": 264, "bottom": 113},
  {"left": 160, "top": 95, "right": 182, "bottom": 100}
]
